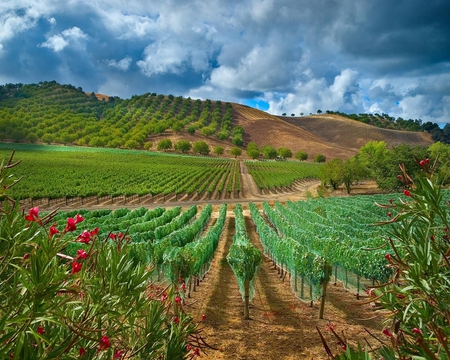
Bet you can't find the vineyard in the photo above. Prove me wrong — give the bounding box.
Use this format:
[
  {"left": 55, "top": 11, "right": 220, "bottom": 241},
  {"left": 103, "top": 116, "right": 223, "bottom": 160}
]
[
  {"left": 244, "top": 160, "right": 323, "bottom": 192},
  {"left": 0, "top": 144, "right": 242, "bottom": 201}
]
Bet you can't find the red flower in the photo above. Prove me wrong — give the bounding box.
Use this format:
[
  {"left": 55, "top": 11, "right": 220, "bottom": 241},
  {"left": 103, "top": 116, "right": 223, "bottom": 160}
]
[
  {"left": 193, "top": 347, "right": 200, "bottom": 356},
  {"left": 412, "top": 328, "right": 423, "bottom": 335},
  {"left": 22, "top": 253, "right": 29, "bottom": 260},
  {"left": 98, "top": 336, "right": 111, "bottom": 351},
  {"left": 389, "top": 198, "right": 393, "bottom": 204},
  {"left": 403, "top": 189, "right": 412, "bottom": 197},
  {"left": 396, "top": 294, "right": 405, "bottom": 299},
  {"left": 385, "top": 254, "right": 392, "bottom": 263},
  {"left": 37, "top": 326, "right": 45, "bottom": 334},
  {"left": 425, "top": 158, "right": 430, "bottom": 164},
  {"left": 109, "top": 233, "right": 117, "bottom": 240},
  {"left": 79, "top": 347, "right": 86, "bottom": 356},
  {"left": 77, "top": 230, "right": 94, "bottom": 244},
  {"left": 382, "top": 328, "right": 393, "bottom": 338},
  {"left": 201, "top": 314, "right": 206, "bottom": 322},
  {"left": 49, "top": 225, "right": 59, "bottom": 237},
  {"left": 175, "top": 296, "right": 182, "bottom": 304},
  {"left": 181, "top": 283, "right": 186, "bottom": 291},
  {"left": 25, "top": 207, "right": 40, "bottom": 222},
  {"left": 71, "top": 261, "right": 82, "bottom": 275},
  {"left": 75, "top": 214, "right": 84, "bottom": 224},
  {"left": 76, "top": 249, "right": 88, "bottom": 259},
  {"left": 65, "top": 218, "right": 77, "bottom": 232},
  {"left": 387, "top": 212, "right": 392, "bottom": 218},
  {"left": 419, "top": 160, "right": 425, "bottom": 167},
  {"left": 173, "top": 316, "right": 179, "bottom": 324},
  {"left": 113, "top": 350, "right": 123, "bottom": 359},
  {"left": 397, "top": 175, "right": 403, "bottom": 181}
]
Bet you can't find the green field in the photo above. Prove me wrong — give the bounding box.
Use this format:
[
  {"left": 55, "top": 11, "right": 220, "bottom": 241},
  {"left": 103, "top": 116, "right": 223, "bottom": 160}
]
[{"left": 0, "top": 143, "right": 238, "bottom": 199}]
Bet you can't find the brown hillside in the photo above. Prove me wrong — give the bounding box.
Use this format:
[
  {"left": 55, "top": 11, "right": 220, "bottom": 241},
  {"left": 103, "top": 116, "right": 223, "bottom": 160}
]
[
  {"left": 232, "top": 105, "right": 433, "bottom": 160},
  {"left": 279, "top": 114, "right": 433, "bottom": 152}
]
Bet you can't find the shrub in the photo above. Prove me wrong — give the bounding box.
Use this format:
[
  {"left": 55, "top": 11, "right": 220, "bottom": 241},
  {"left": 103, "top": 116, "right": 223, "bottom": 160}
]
[{"left": 314, "top": 153, "right": 326, "bottom": 163}]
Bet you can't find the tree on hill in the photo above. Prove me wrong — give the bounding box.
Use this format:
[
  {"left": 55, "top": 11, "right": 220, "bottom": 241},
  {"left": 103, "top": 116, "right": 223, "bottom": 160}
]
[
  {"left": 295, "top": 150, "right": 308, "bottom": 161},
  {"left": 230, "top": 147, "right": 242, "bottom": 158},
  {"left": 317, "top": 109, "right": 322, "bottom": 114},
  {"left": 175, "top": 140, "right": 192, "bottom": 153},
  {"left": 246, "top": 142, "right": 260, "bottom": 159},
  {"left": 193, "top": 141, "right": 210, "bottom": 155},
  {"left": 314, "top": 153, "right": 326, "bottom": 163},
  {"left": 157, "top": 139, "right": 172, "bottom": 151},
  {"left": 213, "top": 146, "right": 224, "bottom": 156},
  {"left": 261, "top": 145, "right": 277, "bottom": 159},
  {"left": 277, "top": 147, "right": 292, "bottom": 159}
]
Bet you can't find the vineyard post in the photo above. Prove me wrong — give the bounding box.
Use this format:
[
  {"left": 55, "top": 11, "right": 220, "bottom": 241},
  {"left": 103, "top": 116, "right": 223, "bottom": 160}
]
[
  {"left": 334, "top": 266, "right": 337, "bottom": 285},
  {"left": 309, "top": 283, "right": 313, "bottom": 307},
  {"left": 294, "top": 268, "right": 298, "bottom": 292},
  {"left": 319, "top": 264, "right": 332, "bottom": 319},
  {"left": 244, "top": 278, "right": 250, "bottom": 320},
  {"left": 301, "top": 276, "right": 304, "bottom": 298}
]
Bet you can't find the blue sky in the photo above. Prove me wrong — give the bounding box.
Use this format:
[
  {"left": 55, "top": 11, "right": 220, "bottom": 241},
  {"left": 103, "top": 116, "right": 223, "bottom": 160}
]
[{"left": 1, "top": 0, "right": 449, "bottom": 125}]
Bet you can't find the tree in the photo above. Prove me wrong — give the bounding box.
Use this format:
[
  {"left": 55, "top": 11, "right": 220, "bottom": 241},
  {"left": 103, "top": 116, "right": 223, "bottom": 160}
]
[
  {"left": 143, "top": 141, "right": 153, "bottom": 150},
  {"left": 282, "top": 113, "right": 286, "bottom": 116},
  {"left": 230, "top": 147, "right": 242, "bottom": 158},
  {"left": 193, "top": 141, "right": 210, "bottom": 155},
  {"left": 277, "top": 147, "right": 292, "bottom": 159},
  {"left": 174, "top": 140, "right": 192, "bottom": 153},
  {"left": 320, "top": 158, "right": 343, "bottom": 189},
  {"left": 317, "top": 109, "right": 322, "bottom": 114},
  {"left": 232, "top": 126, "right": 244, "bottom": 136},
  {"left": 217, "top": 130, "right": 229, "bottom": 140},
  {"left": 295, "top": 150, "right": 308, "bottom": 161},
  {"left": 172, "top": 121, "right": 183, "bottom": 133},
  {"left": 261, "top": 145, "right": 277, "bottom": 159},
  {"left": 157, "top": 139, "right": 172, "bottom": 151},
  {"left": 201, "top": 126, "right": 215, "bottom": 137},
  {"left": 232, "top": 134, "right": 243, "bottom": 147},
  {"left": 187, "top": 125, "right": 196, "bottom": 135},
  {"left": 246, "top": 142, "right": 260, "bottom": 159},
  {"left": 213, "top": 146, "right": 224, "bottom": 156},
  {"left": 314, "top": 153, "right": 326, "bottom": 163}
]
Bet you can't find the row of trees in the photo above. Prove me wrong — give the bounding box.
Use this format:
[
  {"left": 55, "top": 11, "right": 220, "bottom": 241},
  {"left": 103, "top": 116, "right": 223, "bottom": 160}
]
[{"left": 320, "top": 141, "right": 450, "bottom": 193}]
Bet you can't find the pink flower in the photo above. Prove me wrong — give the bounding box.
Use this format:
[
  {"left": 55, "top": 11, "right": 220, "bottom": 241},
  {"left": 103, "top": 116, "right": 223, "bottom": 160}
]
[
  {"left": 37, "top": 326, "right": 45, "bottom": 334},
  {"left": 403, "top": 189, "right": 412, "bottom": 197},
  {"left": 76, "top": 249, "right": 88, "bottom": 259},
  {"left": 22, "top": 253, "right": 29, "bottom": 261},
  {"left": 49, "top": 225, "right": 59, "bottom": 237},
  {"left": 71, "top": 261, "right": 82, "bottom": 275},
  {"left": 98, "top": 336, "right": 110, "bottom": 351},
  {"left": 79, "top": 348, "right": 86, "bottom": 356},
  {"left": 412, "top": 328, "right": 423, "bottom": 335},
  {"left": 382, "top": 328, "right": 393, "bottom": 338},
  {"left": 25, "top": 207, "right": 40, "bottom": 222}
]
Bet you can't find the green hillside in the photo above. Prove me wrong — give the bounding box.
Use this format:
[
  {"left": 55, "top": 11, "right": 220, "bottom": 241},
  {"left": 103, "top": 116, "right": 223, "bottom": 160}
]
[{"left": 0, "top": 81, "right": 234, "bottom": 149}]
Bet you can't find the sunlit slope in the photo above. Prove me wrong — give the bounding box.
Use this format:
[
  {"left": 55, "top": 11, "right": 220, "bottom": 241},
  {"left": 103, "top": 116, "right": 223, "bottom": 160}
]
[{"left": 233, "top": 104, "right": 433, "bottom": 159}]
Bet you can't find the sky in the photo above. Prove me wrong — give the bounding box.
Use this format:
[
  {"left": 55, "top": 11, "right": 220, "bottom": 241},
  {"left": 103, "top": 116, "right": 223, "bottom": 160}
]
[{"left": 1, "top": 0, "right": 449, "bottom": 126}]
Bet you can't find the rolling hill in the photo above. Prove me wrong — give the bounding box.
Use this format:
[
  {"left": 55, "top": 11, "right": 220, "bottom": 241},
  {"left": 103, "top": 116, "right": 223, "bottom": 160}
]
[{"left": 0, "top": 82, "right": 434, "bottom": 160}]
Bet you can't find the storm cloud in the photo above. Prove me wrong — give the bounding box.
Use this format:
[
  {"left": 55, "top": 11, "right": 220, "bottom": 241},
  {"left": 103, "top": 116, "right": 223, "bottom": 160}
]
[{"left": 1, "top": 0, "right": 449, "bottom": 125}]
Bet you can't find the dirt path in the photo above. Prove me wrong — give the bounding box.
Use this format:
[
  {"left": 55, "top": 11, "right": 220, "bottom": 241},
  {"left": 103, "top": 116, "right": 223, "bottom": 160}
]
[{"left": 186, "top": 211, "right": 383, "bottom": 360}]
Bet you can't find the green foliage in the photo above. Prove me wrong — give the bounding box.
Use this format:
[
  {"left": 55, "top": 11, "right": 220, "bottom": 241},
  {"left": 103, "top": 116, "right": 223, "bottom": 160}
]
[
  {"left": 295, "top": 150, "right": 308, "bottom": 161},
  {"left": 213, "top": 146, "right": 224, "bottom": 156},
  {"left": 277, "top": 147, "right": 292, "bottom": 159},
  {"left": 174, "top": 140, "right": 192, "bottom": 153},
  {"left": 314, "top": 154, "right": 326, "bottom": 163},
  {"left": 157, "top": 139, "right": 173, "bottom": 151},
  {"left": 245, "top": 160, "right": 322, "bottom": 189},
  {"left": 230, "top": 147, "right": 242, "bottom": 158},
  {"left": 0, "top": 144, "right": 237, "bottom": 199},
  {"left": 261, "top": 145, "right": 277, "bottom": 159},
  {"left": 0, "top": 156, "right": 199, "bottom": 359},
  {"left": 192, "top": 141, "right": 210, "bottom": 155}
]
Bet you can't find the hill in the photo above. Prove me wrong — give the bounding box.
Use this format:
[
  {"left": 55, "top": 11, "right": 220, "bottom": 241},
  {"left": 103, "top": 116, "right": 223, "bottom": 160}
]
[
  {"left": 0, "top": 81, "right": 433, "bottom": 160},
  {"left": 233, "top": 105, "right": 433, "bottom": 160}
]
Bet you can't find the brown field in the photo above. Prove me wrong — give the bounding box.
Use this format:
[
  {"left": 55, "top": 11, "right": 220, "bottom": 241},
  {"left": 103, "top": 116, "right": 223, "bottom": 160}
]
[{"left": 232, "top": 104, "right": 433, "bottom": 160}]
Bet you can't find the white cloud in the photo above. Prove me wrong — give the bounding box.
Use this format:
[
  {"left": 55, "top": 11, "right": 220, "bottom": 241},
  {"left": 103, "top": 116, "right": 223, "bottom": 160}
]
[
  {"left": 106, "top": 56, "right": 132, "bottom": 71},
  {"left": 40, "top": 26, "right": 88, "bottom": 52},
  {"left": 137, "top": 41, "right": 187, "bottom": 75}
]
